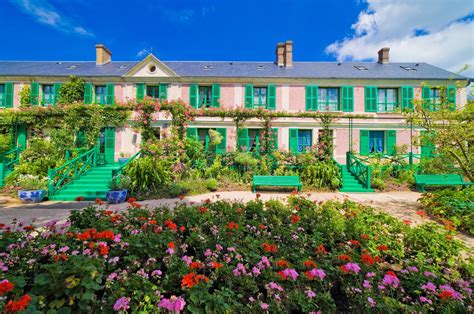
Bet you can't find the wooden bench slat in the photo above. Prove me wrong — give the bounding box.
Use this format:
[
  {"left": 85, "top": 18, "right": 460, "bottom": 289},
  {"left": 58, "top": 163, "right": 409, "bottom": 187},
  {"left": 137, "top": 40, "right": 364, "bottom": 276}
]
[
  {"left": 414, "top": 174, "right": 471, "bottom": 192},
  {"left": 252, "top": 175, "right": 302, "bottom": 193}
]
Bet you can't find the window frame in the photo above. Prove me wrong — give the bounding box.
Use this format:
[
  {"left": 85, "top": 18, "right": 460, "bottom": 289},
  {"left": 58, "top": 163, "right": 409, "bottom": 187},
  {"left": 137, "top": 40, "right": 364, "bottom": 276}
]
[
  {"left": 377, "top": 88, "right": 399, "bottom": 112},
  {"left": 368, "top": 130, "right": 385, "bottom": 154},
  {"left": 146, "top": 85, "right": 160, "bottom": 99},
  {"left": 42, "top": 84, "right": 55, "bottom": 106},
  {"left": 253, "top": 86, "right": 268, "bottom": 107},
  {"left": 95, "top": 85, "right": 107, "bottom": 105},
  {"left": 297, "top": 129, "right": 313, "bottom": 153},
  {"left": 317, "top": 87, "right": 340, "bottom": 111},
  {"left": 0, "top": 84, "right": 5, "bottom": 107},
  {"left": 198, "top": 86, "right": 212, "bottom": 108},
  {"left": 248, "top": 129, "right": 262, "bottom": 152}
]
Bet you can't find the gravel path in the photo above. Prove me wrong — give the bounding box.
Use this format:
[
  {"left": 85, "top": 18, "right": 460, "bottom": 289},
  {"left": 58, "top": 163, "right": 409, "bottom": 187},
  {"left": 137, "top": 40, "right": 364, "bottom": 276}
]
[{"left": 1, "top": 191, "right": 472, "bottom": 252}]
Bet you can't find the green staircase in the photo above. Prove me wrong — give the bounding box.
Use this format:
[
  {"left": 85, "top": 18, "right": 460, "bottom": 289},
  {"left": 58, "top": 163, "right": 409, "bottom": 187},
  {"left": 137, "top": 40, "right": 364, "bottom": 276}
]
[
  {"left": 339, "top": 166, "right": 374, "bottom": 192},
  {"left": 49, "top": 163, "right": 120, "bottom": 201}
]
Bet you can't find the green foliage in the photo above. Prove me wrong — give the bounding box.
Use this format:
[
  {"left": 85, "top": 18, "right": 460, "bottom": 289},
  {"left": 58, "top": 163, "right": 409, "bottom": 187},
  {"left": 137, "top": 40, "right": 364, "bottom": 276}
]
[
  {"left": 108, "top": 174, "right": 131, "bottom": 191},
  {"left": 420, "top": 188, "right": 474, "bottom": 235},
  {"left": 19, "top": 85, "right": 30, "bottom": 107},
  {"left": 12, "top": 174, "right": 48, "bottom": 190},
  {"left": 124, "top": 155, "right": 171, "bottom": 195},
  {"left": 58, "top": 76, "right": 85, "bottom": 104},
  {"left": 206, "top": 178, "right": 218, "bottom": 191},
  {"left": 0, "top": 133, "right": 11, "bottom": 154}
]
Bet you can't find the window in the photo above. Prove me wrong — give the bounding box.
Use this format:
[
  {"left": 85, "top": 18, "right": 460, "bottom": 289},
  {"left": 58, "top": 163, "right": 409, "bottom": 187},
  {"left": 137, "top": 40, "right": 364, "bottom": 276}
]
[
  {"left": 197, "top": 128, "right": 209, "bottom": 145},
  {"left": 254, "top": 87, "right": 267, "bottom": 107},
  {"left": 0, "top": 84, "right": 4, "bottom": 107},
  {"left": 146, "top": 86, "right": 160, "bottom": 99},
  {"left": 199, "top": 86, "right": 212, "bottom": 107},
  {"left": 297, "top": 130, "right": 312, "bottom": 153},
  {"left": 248, "top": 129, "right": 261, "bottom": 151},
  {"left": 377, "top": 88, "right": 398, "bottom": 112},
  {"left": 318, "top": 88, "right": 339, "bottom": 111},
  {"left": 369, "top": 131, "right": 385, "bottom": 154},
  {"left": 95, "top": 86, "right": 106, "bottom": 105},
  {"left": 42, "top": 84, "right": 55, "bottom": 106},
  {"left": 428, "top": 88, "right": 440, "bottom": 102}
]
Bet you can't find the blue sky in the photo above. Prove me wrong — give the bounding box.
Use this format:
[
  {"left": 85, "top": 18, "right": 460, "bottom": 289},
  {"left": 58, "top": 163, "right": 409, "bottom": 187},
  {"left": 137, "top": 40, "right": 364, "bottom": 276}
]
[{"left": 1, "top": 0, "right": 473, "bottom": 76}]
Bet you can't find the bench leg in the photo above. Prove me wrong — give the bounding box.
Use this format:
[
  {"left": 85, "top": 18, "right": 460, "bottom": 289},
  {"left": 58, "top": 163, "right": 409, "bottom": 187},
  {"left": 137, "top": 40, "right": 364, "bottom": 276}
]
[{"left": 252, "top": 185, "right": 256, "bottom": 193}]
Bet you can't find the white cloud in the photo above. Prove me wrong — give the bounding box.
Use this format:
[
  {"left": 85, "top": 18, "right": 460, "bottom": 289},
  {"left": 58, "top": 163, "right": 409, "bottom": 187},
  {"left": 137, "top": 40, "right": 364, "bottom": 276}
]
[
  {"left": 136, "top": 49, "right": 149, "bottom": 58},
  {"left": 326, "top": 0, "right": 474, "bottom": 77},
  {"left": 10, "top": 0, "right": 94, "bottom": 36}
]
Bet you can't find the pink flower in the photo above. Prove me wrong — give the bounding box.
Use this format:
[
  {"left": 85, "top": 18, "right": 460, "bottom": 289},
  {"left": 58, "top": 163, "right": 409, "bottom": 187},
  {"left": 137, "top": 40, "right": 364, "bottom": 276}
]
[
  {"left": 113, "top": 297, "right": 130, "bottom": 311},
  {"left": 419, "top": 296, "right": 432, "bottom": 304},
  {"left": 158, "top": 296, "right": 186, "bottom": 313},
  {"left": 282, "top": 268, "right": 299, "bottom": 280},
  {"left": 309, "top": 268, "right": 326, "bottom": 280},
  {"left": 344, "top": 263, "right": 361, "bottom": 274},
  {"left": 382, "top": 273, "right": 399, "bottom": 288},
  {"left": 306, "top": 290, "right": 316, "bottom": 299},
  {"left": 421, "top": 282, "right": 437, "bottom": 292},
  {"left": 261, "top": 303, "right": 269, "bottom": 310},
  {"left": 367, "top": 297, "right": 376, "bottom": 308},
  {"left": 363, "top": 280, "right": 372, "bottom": 289}
]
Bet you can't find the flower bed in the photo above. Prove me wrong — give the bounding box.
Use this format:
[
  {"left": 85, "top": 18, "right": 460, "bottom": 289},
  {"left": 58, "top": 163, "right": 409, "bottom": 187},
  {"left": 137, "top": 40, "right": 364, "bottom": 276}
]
[{"left": 0, "top": 196, "right": 472, "bottom": 312}]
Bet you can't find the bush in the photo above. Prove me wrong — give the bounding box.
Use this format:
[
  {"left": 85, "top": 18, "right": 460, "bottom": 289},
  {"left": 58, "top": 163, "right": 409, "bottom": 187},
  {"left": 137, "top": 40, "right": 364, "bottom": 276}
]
[
  {"left": 124, "top": 156, "right": 171, "bottom": 195},
  {"left": 420, "top": 188, "right": 474, "bottom": 235},
  {"left": 206, "top": 178, "right": 218, "bottom": 191},
  {"left": 1, "top": 197, "right": 471, "bottom": 313},
  {"left": 12, "top": 174, "right": 48, "bottom": 191}
]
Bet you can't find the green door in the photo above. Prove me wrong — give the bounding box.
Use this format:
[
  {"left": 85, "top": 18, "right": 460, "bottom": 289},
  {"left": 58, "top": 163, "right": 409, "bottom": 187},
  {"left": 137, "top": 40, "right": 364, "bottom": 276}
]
[{"left": 98, "top": 127, "right": 115, "bottom": 164}]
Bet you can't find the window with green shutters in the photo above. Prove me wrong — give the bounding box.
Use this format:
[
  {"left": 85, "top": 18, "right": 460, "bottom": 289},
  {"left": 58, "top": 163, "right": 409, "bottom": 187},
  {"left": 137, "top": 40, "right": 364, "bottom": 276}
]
[
  {"left": 42, "top": 84, "right": 55, "bottom": 106},
  {"left": 244, "top": 84, "right": 254, "bottom": 108},
  {"left": 3, "top": 83, "right": 13, "bottom": 108},
  {"left": 254, "top": 87, "right": 267, "bottom": 107},
  {"left": 289, "top": 128, "right": 312, "bottom": 154},
  {"left": 237, "top": 129, "right": 261, "bottom": 152},
  {"left": 318, "top": 87, "right": 339, "bottom": 111},
  {"left": 136, "top": 83, "right": 145, "bottom": 101},
  {"left": 215, "top": 128, "right": 227, "bottom": 154},
  {"left": 242, "top": 85, "right": 276, "bottom": 110},
  {"left": 186, "top": 127, "right": 226, "bottom": 153},
  {"left": 446, "top": 86, "right": 456, "bottom": 110},
  {"left": 146, "top": 84, "right": 168, "bottom": 102},
  {"left": 422, "top": 87, "right": 440, "bottom": 111},
  {"left": 364, "top": 86, "right": 377, "bottom": 112},
  {"left": 305, "top": 85, "right": 318, "bottom": 111},
  {"left": 341, "top": 86, "right": 354, "bottom": 112},
  {"left": 95, "top": 86, "right": 106, "bottom": 105},
  {"left": 199, "top": 86, "right": 212, "bottom": 107},
  {"left": 106, "top": 83, "right": 115, "bottom": 105},
  {"left": 401, "top": 86, "right": 414, "bottom": 111},
  {"left": 0, "top": 84, "right": 5, "bottom": 107},
  {"left": 377, "top": 88, "right": 398, "bottom": 112},
  {"left": 189, "top": 85, "right": 220, "bottom": 108},
  {"left": 30, "top": 82, "right": 39, "bottom": 105},
  {"left": 360, "top": 130, "right": 396, "bottom": 155}
]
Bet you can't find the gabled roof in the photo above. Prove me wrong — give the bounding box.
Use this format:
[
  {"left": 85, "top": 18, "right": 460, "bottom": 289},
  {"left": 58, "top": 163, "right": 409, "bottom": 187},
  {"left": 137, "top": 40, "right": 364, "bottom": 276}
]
[{"left": 0, "top": 59, "right": 468, "bottom": 80}]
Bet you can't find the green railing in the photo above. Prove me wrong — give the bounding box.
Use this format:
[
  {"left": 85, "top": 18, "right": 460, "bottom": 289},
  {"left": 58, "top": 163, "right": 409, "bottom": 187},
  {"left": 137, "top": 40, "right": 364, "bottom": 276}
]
[
  {"left": 112, "top": 150, "right": 142, "bottom": 178},
  {"left": 346, "top": 152, "right": 371, "bottom": 189},
  {"left": 0, "top": 147, "right": 22, "bottom": 186},
  {"left": 48, "top": 146, "right": 99, "bottom": 196}
]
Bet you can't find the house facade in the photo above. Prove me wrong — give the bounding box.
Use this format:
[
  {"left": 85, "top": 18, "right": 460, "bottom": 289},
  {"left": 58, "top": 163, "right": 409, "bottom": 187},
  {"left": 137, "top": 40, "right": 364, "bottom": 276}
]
[{"left": 0, "top": 42, "right": 469, "bottom": 163}]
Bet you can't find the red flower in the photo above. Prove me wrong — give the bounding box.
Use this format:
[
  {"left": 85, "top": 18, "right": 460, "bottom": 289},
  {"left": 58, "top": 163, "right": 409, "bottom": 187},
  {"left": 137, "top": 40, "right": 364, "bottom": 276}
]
[
  {"left": 303, "top": 260, "right": 317, "bottom": 268},
  {"left": 360, "top": 234, "right": 370, "bottom": 240},
  {"left": 290, "top": 214, "right": 300, "bottom": 224},
  {"left": 75, "top": 196, "right": 84, "bottom": 201},
  {"left": 181, "top": 273, "right": 209, "bottom": 289},
  {"left": 5, "top": 294, "right": 32, "bottom": 313},
  {"left": 167, "top": 242, "right": 175, "bottom": 249},
  {"left": 99, "top": 243, "right": 109, "bottom": 256},
  {"left": 190, "top": 261, "right": 204, "bottom": 269},
  {"left": 211, "top": 262, "right": 223, "bottom": 269},
  {"left": 127, "top": 197, "right": 137, "bottom": 203},
  {"left": 416, "top": 211, "right": 426, "bottom": 217},
  {"left": 403, "top": 219, "right": 412, "bottom": 225},
  {"left": 23, "top": 225, "right": 34, "bottom": 231},
  {"left": 262, "top": 243, "right": 278, "bottom": 253},
  {"left": 95, "top": 198, "right": 104, "bottom": 205},
  {"left": 349, "top": 239, "right": 360, "bottom": 246},
  {"left": 377, "top": 245, "right": 389, "bottom": 251},
  {"left": 179, "top": 194, "right": 185, "bottom": 200},
  {"left": 338, "top": 254, "right": 352, "bottom": 262},
  {"left": 256, "top": 193, "right": 261, "bottom": 199},
  {"left": 361, "top": 253, "right": 375, "bottom": 265},
  {"left": 227, "top": 221, "right": 239, "bottom": 230},
  {"left": 180, "top": 226, "right": 186, "bottom": 232},
  {"left": 0, "top": 280, "right": 14, "bottom": 295},
  {"left": 277, "top": 270, "right": 287, "bottom": 280},
  {"left": 165, "top": 220, "right": 178, "bottom": 231},
  {"left": 199, "top": 207, "right": 208, "bottom": 213},
  {"left": 276, "top": 259, "right": 289, "bottom": 268},
  {"left": 439, "top": 290, "right": 454, "bottom": 300},
  {"left": 316, "top": 244, "right": 328, "bottom": 255},
  {"left": 149, "top": 219, "right": 157, "bottom": 225},
  {"left": 304, "top": 270, "right": 315, "bottom": 280},
  {"left": 339, "top": 265, "right": 349, "bottom": 273},
  {"left": 258, "top": 224, "right": 267, "bottom": 230}
]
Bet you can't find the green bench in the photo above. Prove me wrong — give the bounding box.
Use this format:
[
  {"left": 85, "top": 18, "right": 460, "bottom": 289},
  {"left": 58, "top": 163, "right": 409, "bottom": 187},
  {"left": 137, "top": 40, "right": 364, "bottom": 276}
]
[
  {"left": 252, "top": 175, "right": 302, "bottom": 193},
  {"left": 414, "top": 174, "right": 473, "bottom": 192}
]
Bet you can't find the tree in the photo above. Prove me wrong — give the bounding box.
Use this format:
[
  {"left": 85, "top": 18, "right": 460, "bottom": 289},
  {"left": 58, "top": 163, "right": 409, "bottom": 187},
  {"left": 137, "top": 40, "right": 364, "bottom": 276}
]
[
  {"left": 406, "top": 84, "right": 473, "bottom": 181},
  {"left": 58, "top": 76, "right": 85, "bottom": 104}
]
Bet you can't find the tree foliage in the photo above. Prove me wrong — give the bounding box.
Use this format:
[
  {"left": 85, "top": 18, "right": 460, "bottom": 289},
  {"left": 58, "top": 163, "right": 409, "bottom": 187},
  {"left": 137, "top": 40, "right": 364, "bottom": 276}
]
[{"left": 58, "top": 76, "right": 85, "bottom": 104}]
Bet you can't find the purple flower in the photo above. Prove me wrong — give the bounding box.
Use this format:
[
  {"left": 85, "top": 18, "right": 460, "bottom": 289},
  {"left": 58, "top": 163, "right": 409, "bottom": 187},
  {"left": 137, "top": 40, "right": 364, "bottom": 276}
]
[
  {"left": 382, "top": 273, "right": 399, "bottom": 288},
  {"left": 306, "top": 290, "right": 316, "bottom": 299},
  {"left": 309, "top": 268, "right": 326, "bottom": 280},
  {"left": 151, "top": 269, "right": 162, "bottom": 278},
  {"left": 408, "top": 266, "right": 419, "bottom": 272},
  {"left": 204, "top": 249, "right": 212, "bottom": 257},
  {"left": 367, "top": 297, "right": 376, "bottom": 308},
  {"left": 345, "top": 263, "right": 361, "bottom": 274},
  {"left": 114, "top": 234, "right": 122, "bottom": 243},
  {"left": 363, "top": 280, "right": 372, "bottom": 289},
  {"left": 252, "top": 266, "right": 261, "bottom": 276},
  {"left": 113, "top": 297, "right": 130, "bottom": 311},
  {"left": 282, "top": 268, "right": 299, "bottom": 280},
  {"left": 158, "top": 296, "right": 186, "bottom": 313},
  {"left": 423, "top": 271, "right": 437, "bottom": 278},
  {"left": 182, "top": 255, "right": 192, "bottom": 265},
  {"left": 166, "top": 248, "right": 175, "bottom": 255},
  {"left": 421, "top": 282, "right": 437, "bottom": 292},
  {"left": 267, "top": 282, "right": 284, "bottom": 292},
  {"left": 261, "top": 303, "right": 269, "bottom": 310},
  {"left": 366, "top": 272, "right": 375, "bottom": 278},
  {"left": 419, "top": 296, "right": 432, "bottom": 304}
]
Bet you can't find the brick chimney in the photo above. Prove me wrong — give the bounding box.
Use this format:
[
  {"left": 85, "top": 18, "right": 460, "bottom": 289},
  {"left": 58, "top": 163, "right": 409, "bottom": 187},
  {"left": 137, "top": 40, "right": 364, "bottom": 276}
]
[
  {"left": 276, "top": 42, "right": 285, "bottom": 66},
  {"left": 284, "top": 40, "right": 293, "bottom": 67},
  {"left": 378, "top": 47, "right": 390, "bottom": 64},
  {"left": 96, "top": 44, "right": 112, "bottom": 65}
]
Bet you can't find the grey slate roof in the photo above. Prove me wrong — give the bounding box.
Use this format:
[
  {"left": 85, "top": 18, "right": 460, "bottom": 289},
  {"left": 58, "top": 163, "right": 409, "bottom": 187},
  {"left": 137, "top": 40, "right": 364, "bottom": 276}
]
[{"left": 0, "top": 60, "right": 468, "bottom": 80}]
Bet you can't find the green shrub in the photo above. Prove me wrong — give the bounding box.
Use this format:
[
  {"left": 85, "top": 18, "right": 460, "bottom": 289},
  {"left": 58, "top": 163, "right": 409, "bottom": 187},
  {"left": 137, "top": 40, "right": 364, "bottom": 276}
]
[
  {"left": 206, "top": 178, "right": 218, "bottom": 191},
  {"left": 124, "top": 156, "right": 171, "bottom": 194}
]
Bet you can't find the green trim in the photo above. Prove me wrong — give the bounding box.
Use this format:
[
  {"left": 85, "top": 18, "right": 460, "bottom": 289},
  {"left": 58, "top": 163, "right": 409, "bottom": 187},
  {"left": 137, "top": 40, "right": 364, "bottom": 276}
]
[{"left": 364, "top": 86, "right": 377, "bottom": 112}]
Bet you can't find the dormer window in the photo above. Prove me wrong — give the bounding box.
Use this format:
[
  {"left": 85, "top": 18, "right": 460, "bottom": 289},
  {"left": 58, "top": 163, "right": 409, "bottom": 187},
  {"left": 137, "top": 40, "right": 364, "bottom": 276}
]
[
  {"left": 400, "top": 66, "right": 417, "bottom": 71},
  {"left": 354, "top": 65, "right": 368, "bottom": 71},
  {"left": 203, "top": 65, "right": 213, "bottom": 70}
]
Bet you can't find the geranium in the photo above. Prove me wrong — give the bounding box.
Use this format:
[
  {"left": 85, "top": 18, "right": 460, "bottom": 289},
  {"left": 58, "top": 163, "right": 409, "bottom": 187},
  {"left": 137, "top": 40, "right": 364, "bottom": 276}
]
[
  {"left": 306, "top": 290, "right": 316, "bottom": 299},
  {"left": 303, "top": 259, "right": 317, "bottom": 268},
  {"left": 361, "top": 253, "right": 375, "bottom": 265},
  {"left": 190, "top": 261, "right": 203, "bottom": 269},
  {"left": 278, "top": 268, "right": 299, "bottom": 281},
  {"left": 211, "top": 262, "right": 223, "bottom": 269},
  {"left": 376, "top": 245, "right": 389, "bottom": 251},
  {"left": 5, "top": 294, "right": 32, "bottom": 313},
  {"left": 261, "top": 243, "right": 278, "bottom": 253},
  {"left": 290, "top": 214, "right": 300, "bottom": 224},
  {"left": 276, "top": 259, "right": 289, "bottom": 268},
  {"left": 113, "top": 297, "right": 130, "bottom": 311},
  {"left": 227, "top": 221, "right": 239, "bottom": 230},
  {"left": 382, "top": 271, "right": 399, "bottom": 288},
  {"left": 349, "top": 239, "right": 360, "bottom": 246},
  {"left": 316, "top": 244, "right": 328, "bottom": 255},
  {"left": 181, "top": 272, "right": 209, "bottom": 289},
  {"left": 308, "top": 268, "right": 326, "bottom": 280},
  {"left": 338, "top": 254, "right": 352, "bottom": 262},
  {"left": 0, "top": 279, "right": 14, "bottom": 295},
  {"left": 340, "top": 263, "right": 361, "bottom": 274},
  {"left": 158, "top": 296, "right": 186, "bottom": 313}
]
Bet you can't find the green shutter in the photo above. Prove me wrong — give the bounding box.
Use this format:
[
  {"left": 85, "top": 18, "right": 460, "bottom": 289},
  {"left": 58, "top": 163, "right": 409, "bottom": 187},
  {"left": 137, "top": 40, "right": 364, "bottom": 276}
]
[
  {"left": 53, "top": 83, "right": 61, "bottom": 106},
  {"left": 386, "top": 130, "right": 397, "bottom": 155},
  {"left": 186, "top": 127, "right": 198, "bottom": 140},
  {"left": 189, "top": 84, "right": 199, "bottom": 108},
  {"left": 244, "top": 84, "right": 254, "bottom": 108},
  {"left": 30, "top": 82, "right": 39, "bottom": 105},
  {"left": 341, "top": 86, "right": 354, "bottom": 112},
  {"left": 359, "top": 130, "right": 369, "bottom": 155},
  {"left": 159, "top": 83, "right": 168, "bottom": 102},
  {"left": 401, "top": 86, "right": 414, "bottom": 110},
  {"left": 237, "top": 128, "right": 249, "bottom": 151},
  {"left": 267, "top": 84, "right": 276, "bottom": 110},
  {"left": 305, "top": 85, "right": 318, "bottom": 111},
  {"left": 104, "top": 127, "right": 115, "bottom": 163},
  {"left": 216, "top": 128, "right": 227, "bottom": 154},
  {"left": 421, "top": 86, "right": 430, "bottom": 101},
  {"left": 289, "top": 128, "right": 299, "bottom": 154},
  {"left": 16, "top": 125, "right": 27, "bottom": 150},
  {"left": 211, "top": 84, "right": 220, "bottom": 108},
  {"left": 136, "top": 83, "right": 145, "bottom": 101},
  {"left": 446, "top": 86, "right": 456, "bottom": 110},
  {"left": 271, "top": 128, "right": 278, "bottom": 150},
  {"left": 364, "top": 86, "right": 377, "bottom": 112},
  {"left": 4, "top": 82, "right": 13, "bottom": 108},
  {"left": 106, "top": 83, "right": 114, "bottom": 105},
  {"left": 84, "top": 82, "right": 93, "bottom": 104}
]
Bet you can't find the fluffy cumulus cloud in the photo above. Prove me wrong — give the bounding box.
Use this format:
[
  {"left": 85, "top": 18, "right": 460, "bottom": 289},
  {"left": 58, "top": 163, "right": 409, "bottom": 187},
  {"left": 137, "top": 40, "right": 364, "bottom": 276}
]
[
  {"left": 326, "top": 0, "right": 474, "bottom": 76},
  {"left": 10, "top": 0, "right": 93, "bottom": 36}
]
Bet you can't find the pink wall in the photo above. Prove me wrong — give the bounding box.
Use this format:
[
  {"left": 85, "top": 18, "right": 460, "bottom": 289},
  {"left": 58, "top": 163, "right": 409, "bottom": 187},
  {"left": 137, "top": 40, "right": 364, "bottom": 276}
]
[
  {"left": 13, "top": 83, "right": 21, "bottom": 108},
  {"left": 220, "top": 84, "right": 235, "bottom": 109},
  {"left": 290, "top": 85, "right": 305, "bottom": 111},
  {"left": 413, "top": 87, "right": 422, "bottom": 100},
  {"left": 114, "top": 84, "right": 123, "bottom": 104},
  {"left": 227, "top": 127, "right": 236, "bottom": 151},
  {"left": 354, "top": 86, "right": 364, "bottom": 112},
  {"left": 181, "top": 85, "right": 190, "bottom": 104},
  {"left": 335, "top": 129, "right": 350, "bottom": 156},
  {"left": 276, "top": 85, "right": 282, "bottom": 110},
  {"left": 397, "top": 129, "right": 412, "bottom": 152}
]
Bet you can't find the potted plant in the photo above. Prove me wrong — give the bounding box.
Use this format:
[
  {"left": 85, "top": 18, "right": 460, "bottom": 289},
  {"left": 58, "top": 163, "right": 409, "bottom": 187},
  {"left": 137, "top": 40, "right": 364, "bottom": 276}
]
[
  {"left": 118, "top": 152, "right": 131, "bottom": 165},
  {"left": 106, "top": 174, "right": 131, "bottom": 204},
  {"left": 16, "top": 175, "right": 48, "bottom": 203}
]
